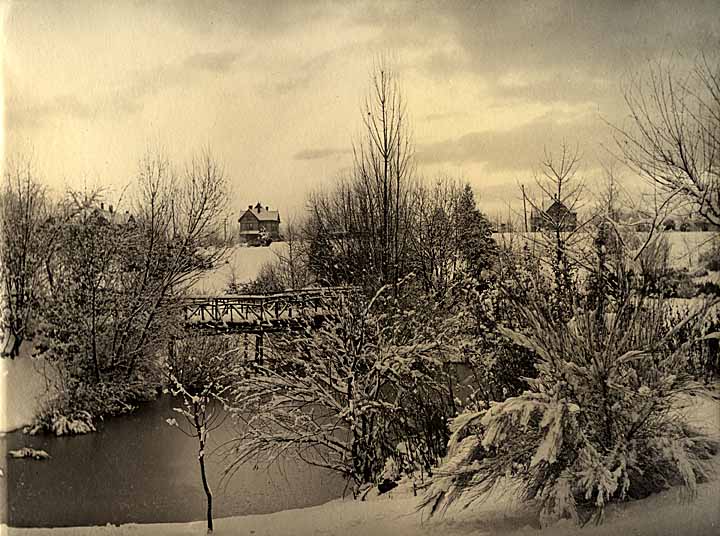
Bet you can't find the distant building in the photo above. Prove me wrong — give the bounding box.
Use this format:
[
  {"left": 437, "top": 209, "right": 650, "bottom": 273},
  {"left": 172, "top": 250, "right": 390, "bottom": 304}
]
[
  {"left": 92, "top": 202, "right": 135, "bottom": 226},
  {"left": 491, "top": 221, "right": 515, "bottom": 233},
  {"left": 238, "top": 202, "right": 281, "bottom": 245},
  {"left": 71, "top": 201, "right": 135, "bottom": 226},
  {"left": 679, "top": 218, "right": 720, "bottom": 232},
  {"left": 530, "top": 198, "right": 577, "bottom": 232}
]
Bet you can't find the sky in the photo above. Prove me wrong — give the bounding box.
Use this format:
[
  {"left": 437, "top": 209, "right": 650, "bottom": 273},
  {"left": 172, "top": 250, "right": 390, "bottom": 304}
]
[{"left": 3, "top": 0, "right": 719, "bottom": 222}]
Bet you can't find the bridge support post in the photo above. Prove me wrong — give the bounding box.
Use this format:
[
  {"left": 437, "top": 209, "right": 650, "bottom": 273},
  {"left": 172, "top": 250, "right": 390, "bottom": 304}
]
[{"left": 255, "top": 333, "right": 263, "bottom": 365}]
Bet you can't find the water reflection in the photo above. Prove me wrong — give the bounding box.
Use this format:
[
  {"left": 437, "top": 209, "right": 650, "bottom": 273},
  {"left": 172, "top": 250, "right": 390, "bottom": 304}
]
[{"left": 1, "top": 396, "right": 345, "bottom": 527}]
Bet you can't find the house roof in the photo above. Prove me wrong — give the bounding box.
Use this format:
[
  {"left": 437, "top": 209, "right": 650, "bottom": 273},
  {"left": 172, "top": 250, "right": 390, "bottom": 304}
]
[
  {"left": 239, "top": 203, "right": 280, "bottom": 223},
  {"left": 94, "top": 207, "right": 135, "bottom": 225},
  {"left": 239, "top": 209, "right": 280, "bottom": 222},
  {"left": 546, "top": 199, "right": 575, "bottom": 215}
]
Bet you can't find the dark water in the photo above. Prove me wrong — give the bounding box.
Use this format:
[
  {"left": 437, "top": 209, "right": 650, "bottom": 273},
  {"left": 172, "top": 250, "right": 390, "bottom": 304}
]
[{"left": 0, "top": 396, "right": 345, "bottom": 527}]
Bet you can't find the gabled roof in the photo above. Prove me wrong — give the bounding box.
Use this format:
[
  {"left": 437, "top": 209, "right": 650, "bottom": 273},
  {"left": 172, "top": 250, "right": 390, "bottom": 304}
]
[
  {"left": 546, "top": 199, "right": 574, "bottom": 214},
  {"left": 239, "top": 209, "right": 280, "bottom": 222},
  {"left": 94, "top": 207, "right": 135, "bottom": 225},
  {"left": 239, "top": 202, "right": 280, "bottom": 223}
]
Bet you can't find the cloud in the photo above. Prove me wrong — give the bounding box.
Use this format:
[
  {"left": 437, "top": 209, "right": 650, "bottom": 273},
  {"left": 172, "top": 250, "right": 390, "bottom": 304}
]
[
  {"left": 183, "top": 51, "right": 240, "bottom": 72},
  {"left": 161, "top": 0, "right": 337, "bottom": 36},
  {"left": 6, "top": 93, "right": 97, "bottom": 130},
  {"left": 424, "top": 111, "right": 469, "bottom": 122},
  {"left": 270, "top": 45, "right": 358, "bottom": 95},
  {"left": 354, "top": 1, "right": 719, "bottom": 101},
  {"left": 8, "top": 52, "right": 223, "bottom": 130},
  {"left": 416, "top": 110, "right": 605, "bottom": 172},
  {"left": 492, "top": 72, "right": 613, "bottom": 107},
  {"left": 274, "top": 72, "right": 316, "bottom": 95},
  {"left": 293, "top": 148, "right": 351, "bottom": 160}
]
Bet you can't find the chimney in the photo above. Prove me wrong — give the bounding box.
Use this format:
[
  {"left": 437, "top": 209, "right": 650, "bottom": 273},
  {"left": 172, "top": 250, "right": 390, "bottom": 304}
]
[
  {"left": 100, "top": 202, "right": 104, "bottom": 210},
  {"left": 248, "top": 205, "right": 252, "bottom": 210}
]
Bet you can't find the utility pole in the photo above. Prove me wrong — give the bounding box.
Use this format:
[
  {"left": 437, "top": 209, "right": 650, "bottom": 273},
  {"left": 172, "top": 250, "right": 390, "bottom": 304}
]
[{"left": 521, "top": 184, "right": 529, "bottom": 233}]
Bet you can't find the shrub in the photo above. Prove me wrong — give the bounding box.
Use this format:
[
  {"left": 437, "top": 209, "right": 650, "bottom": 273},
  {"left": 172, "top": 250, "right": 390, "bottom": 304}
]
[
  {"left": 696, "top": 281, "right": 720, "bottom": 297},
  {"left": 452, "top": 272, "right": 538, "bottom": 406},
  {"left": 30, "top": 407, "right": 96, "bottom": 436},
  {"left": 31, "top": 368, "right": 159, "bottom": 435},
  {"left": 227, "top": 286, "right": 454, "bottom": 494},
  {"left": 664, "top": 299, "right": 720, "bottom": 381},
  {"left": 234, "top": 260, "right": 286, "bottom": 294},
  {"left": 699, "top": 237, "right": 720, "bottom": 271},
  {"left": 423, "top": 294, "right": 719, "bottom": 526}
]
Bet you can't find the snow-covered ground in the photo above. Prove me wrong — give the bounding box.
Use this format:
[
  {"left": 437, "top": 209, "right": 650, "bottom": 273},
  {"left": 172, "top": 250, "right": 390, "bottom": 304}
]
[
  {"left": 0, "top": 343, "right": 53, "bottom": 433},
  {"left": 493, "top": 231, "right": 717, "bottom": 270},
  {"left": 4, "top": 395, "right": 718, "bottom": 536},
  {"left": 193, "top": 232, "right": 717, "bottom": 296},
  {"left": 191, "top": 243, "right": 288, "bottom": 295}
]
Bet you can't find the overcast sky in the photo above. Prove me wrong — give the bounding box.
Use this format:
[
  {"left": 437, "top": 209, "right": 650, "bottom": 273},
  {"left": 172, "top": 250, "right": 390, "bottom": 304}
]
[{"left": 4, "top": 0, "right": 719, "bottom": 220}]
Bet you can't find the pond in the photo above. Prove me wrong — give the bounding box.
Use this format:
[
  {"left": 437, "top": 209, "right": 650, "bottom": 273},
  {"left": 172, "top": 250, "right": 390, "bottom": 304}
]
[{"left": 0, "top": 396, "right": 346, "bottom": 528}]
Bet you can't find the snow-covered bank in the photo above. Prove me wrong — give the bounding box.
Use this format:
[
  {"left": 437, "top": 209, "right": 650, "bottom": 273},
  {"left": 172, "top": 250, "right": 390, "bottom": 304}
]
[
  {"left": 0, "top": 343, "right": 51, "bottom": 433},
  {"left": 5, "top": 396, "right": 719, "bottom": 536},
  {"left": 3, "top": 469, "right": 719, "bottom": 536}
]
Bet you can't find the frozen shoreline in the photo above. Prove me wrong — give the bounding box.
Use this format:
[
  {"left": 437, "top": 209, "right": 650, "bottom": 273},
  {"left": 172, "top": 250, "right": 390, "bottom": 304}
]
[
  {"left": 4, "top": 396, "right": 719, "bottom": 536},
  {"left": 3, "top": 468, "right": 719, "bottom": 536},
  {"left": 0, "top": 344, "right": 52, "bottom": 434}
]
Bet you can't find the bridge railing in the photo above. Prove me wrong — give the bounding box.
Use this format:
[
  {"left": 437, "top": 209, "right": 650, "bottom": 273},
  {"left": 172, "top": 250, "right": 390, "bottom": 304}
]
[{"left": 183, "top": 286, "right": 359, "bottom": 326}]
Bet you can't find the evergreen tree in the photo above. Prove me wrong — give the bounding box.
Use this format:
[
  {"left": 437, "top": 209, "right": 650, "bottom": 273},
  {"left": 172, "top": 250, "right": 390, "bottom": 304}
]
[{"left": 456, "top": 184, "right": 496, "bottom": 282}]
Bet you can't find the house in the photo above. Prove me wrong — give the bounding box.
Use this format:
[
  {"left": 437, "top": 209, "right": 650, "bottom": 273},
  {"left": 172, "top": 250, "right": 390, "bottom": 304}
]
[
  {"left": 69, "top": 201, "right": 135, "bottom": 226},
  {"left": 93, "top": 202, "right": 135, "bottom": 226},
  {"left": 530, "top": 198, "right": 577, "bottom": 232},
  {"left": 238, "top": 202, "right": 281, "bottom": 245}
]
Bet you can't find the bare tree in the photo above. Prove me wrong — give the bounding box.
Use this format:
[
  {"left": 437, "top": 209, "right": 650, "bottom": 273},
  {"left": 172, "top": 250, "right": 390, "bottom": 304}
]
[
  {"left": 408, "top": 177, "right": 462, "bottom": 293},
  {"left": 227, "top": 287, "right": 453, "bottom": 496},
  {"left": 306, "top": 58, "right": 415, "bottom": 292},
  {"left": 614, "top": 54, "right": 720, "bottom": 226},
  {"left": 521, "top": 143, "right": 591, "bottom": 314},
  {"left": 122, "top": 149, "right": 229, "bottom": 375},
  {"left": 274, "top": 218, "right": 313, "bottom": 289},
  {"left": 166, "top": 335, "right": 243, "bottom": 534},
  {"left": 355, "top": 57, "right": 415, "bottom": 289},
  {"left": 33, "top": 149, "right": 231, "bottom": 432},
  {"left": 0, "top": 156, "right": 54, "bottom": 356}
]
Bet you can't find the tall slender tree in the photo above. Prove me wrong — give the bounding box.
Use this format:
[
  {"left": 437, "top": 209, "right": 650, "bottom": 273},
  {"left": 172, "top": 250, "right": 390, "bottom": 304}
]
[{"left": 306, "top": 58, "right": 415, "bottom": 293}]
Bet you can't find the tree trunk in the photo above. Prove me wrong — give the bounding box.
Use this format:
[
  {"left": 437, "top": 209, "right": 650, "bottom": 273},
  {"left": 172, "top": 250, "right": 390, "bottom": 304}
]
[
  {"left": 194, "top": 404, "right": 213, "bottom": 533},
  {"left": 255, "top": 333, "right": 263, "bottom": 364},
  {"left": 198, "top": 438, "right": 213, "bottom": 533}
]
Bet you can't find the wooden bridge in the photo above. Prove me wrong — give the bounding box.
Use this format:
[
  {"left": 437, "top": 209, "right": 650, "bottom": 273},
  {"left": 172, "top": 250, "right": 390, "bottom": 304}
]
[{"left": 183, "top": 286, "right": 358, "bottom": 334}]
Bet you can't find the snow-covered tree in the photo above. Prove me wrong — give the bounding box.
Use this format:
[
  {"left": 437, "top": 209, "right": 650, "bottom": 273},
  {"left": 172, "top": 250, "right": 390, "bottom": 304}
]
[
  {"left": 227, "top": 286, "right": 455, "bottom": 495},
  {"left": 33, "top": 150, "right": 229, "bottom": 433},
  {"left": 424, "top": 292, "right": 719, "bottom": 526},
  {"left": 0, "top": 156, "right": 55, "bottom": 357}
]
